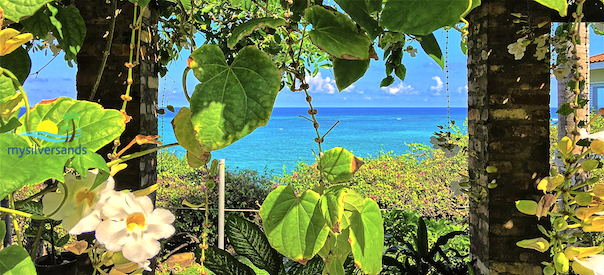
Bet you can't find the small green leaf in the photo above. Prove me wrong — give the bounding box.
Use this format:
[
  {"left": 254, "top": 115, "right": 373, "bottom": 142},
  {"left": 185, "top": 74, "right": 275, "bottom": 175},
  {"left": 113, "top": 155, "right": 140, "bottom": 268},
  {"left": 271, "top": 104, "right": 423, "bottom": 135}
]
[
  {"left": 460, "top": 39, "right": 468, "bottom": 55},
  {"left": 70, "top": 152, "right": 109, "bottom": 178},
  {"left": 204, "top": 247, "right": 256, "bottom": 275},
  {"left": 226, "top": 215, "right": 284, "bottom": 275},
  {"left": 187, "top": 151, "right": 211, "bottom": 168},
  {"left": 582, "top": 159, "right": 599, "bottom": 172},
  {"left": 305, "top": 6, "right": 371, "bottom": 60},
  {"left": 380, "top": 76, "right": 395, "bottom": 87},
  {"left": 0, "top": 47, "right": 31, "bottom": 84},
  {"left": 333, "top": 0, "right": 382, "bottom": 40},
  {"left": 90, "top": 169, "right": 110, "bottom": 192},
  {"left": 0, "top": 75, "right": 15, "bottom": 104},
  {"left": 556, "top": 103, "right": 573, "bottom": 116},
  {"left": 533, "top": 0, "right": 567, "bottom": 17},
  {"left": 0, "top": 245, "right": 36, "bottom": 275},
  {"left": 380, "top": 0, "right": 481, "bottom": 36},
  {"left": 418, "top": 33, "right": 444, "bottom": 70},
  {"left": 349, "top": 198, "right": 383, "bottom": 275},
  {"left": 394, "top": 64, "right": 406, "bottom": 81},
  {"left": 166, "top": 105, "right": 175, "bottom": 112},
  {"left": 1, "top": 0, "right": 54, "bottom": 22},
  {"left": 318, "top": 147, "right": 364, "bottom": 183},
  {"left": 260, "top": 185, "right": 329, "bottom": 264},
  {"left": 333, "top": 58, "right": 370, "bottom": 91},
  {"left": 415, "top": 218, "right": 428, "bottom": 258},
  {"left": 0, "top": 117, "right": 22, "bottom": 133},
  {"left": 227, "top": 18, "right": 286, "bottom": 49},
  {"left": 287, "top": 255, "right": 325, "bottom": 275},
  {"left": 209, "top": 159, "right": 219, "bottom": 176},
  {"left": 188, "top": 45, "right": 280, "bottom": 152}
]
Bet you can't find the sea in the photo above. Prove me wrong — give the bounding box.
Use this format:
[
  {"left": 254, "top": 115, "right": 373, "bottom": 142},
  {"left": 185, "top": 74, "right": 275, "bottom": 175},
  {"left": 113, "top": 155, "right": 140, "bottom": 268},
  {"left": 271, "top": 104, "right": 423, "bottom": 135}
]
[{"left": 158, "top": 107, "right": 471, "bottom": 175}]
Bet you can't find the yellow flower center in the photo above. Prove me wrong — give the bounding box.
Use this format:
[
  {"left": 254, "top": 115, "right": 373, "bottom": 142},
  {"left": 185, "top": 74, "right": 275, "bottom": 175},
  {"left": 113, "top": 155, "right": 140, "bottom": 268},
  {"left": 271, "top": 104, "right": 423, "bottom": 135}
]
[
  {"left": 126, "top": 213, "right": 146, "bottom": 231},
  {"left": 75, "top": 189, "right": 95, "bottom": 207}
]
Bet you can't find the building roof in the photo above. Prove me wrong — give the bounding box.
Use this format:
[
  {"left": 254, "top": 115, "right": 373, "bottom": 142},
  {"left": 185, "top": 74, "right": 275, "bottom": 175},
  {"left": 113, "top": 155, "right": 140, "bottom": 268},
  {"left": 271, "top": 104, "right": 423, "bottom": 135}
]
[{"left": 591, "top": 53, "right": 604, "bottom": 63}]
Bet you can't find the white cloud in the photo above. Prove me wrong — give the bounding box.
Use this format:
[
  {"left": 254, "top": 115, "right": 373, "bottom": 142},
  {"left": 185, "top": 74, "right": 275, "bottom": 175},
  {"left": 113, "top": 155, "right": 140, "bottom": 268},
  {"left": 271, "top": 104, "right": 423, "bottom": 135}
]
[
  {"left": 342, "top": 84, "right": 355, "bottom": 92},
  {"left": 305, "top": 72, "right": 336, "bottom": 94},
  {"left": 431, "top": 76, "right": 443, "bottom": 91},
  {"left": 457, "top": 85, "right": 468, "bottom": 94},
  {"left": 365, "top": 96, "right": 372, "bottom": 100},
  {"left": 343, "top": 97, "right": 347, "bottom": 100},
  {"left": 358, "top": 91, "right": 364, "bottom": 94},
  {"left": 380, "top": 82, "right": 417, "bottom": 95}
]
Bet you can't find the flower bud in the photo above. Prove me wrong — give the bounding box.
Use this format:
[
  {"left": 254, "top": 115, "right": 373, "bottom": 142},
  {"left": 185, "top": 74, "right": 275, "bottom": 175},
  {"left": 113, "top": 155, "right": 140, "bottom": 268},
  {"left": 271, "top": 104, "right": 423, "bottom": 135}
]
[
  {"left": 543, "top": 265, "right": 555, "bottom": 275},
  {"left": 554, "top": 217, "right": 568, "bottom": 231},
  {"left": 558, "top": 136, "right": 573, "bottom": 155},
  {"left": 554, "top": 252, "right": 569, "bottom": 273},
  {"left": 591, "top": 140, "right": 604, "bottom": 155},
  {"left": 515, "top": 200, "right": 538, "bottom": 215},
  {"left": 516, "top": 237, "right": 549, "bottom": 252}
]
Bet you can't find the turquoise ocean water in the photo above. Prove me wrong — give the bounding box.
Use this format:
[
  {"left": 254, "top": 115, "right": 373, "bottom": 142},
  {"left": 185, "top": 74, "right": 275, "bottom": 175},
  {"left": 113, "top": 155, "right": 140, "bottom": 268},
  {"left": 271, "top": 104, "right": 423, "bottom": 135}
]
[{"left": 159, "top": 107, "right": 470, "bottom": 175}]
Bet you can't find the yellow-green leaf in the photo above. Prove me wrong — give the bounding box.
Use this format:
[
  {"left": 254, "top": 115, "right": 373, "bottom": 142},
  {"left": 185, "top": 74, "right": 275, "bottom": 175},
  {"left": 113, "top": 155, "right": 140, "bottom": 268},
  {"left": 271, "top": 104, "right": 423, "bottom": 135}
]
[
  {"left": 533, "top": 0, "right": 567, "bottom": 17},
  {"left": 318, "top": 147, "right": 364, "bottom": 183}
]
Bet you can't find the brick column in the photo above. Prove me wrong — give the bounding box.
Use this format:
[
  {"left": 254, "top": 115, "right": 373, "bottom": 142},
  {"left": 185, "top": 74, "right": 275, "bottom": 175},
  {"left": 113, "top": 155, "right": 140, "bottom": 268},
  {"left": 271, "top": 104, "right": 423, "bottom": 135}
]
[
  {"left": 75, "top": 1, "right": 159, "bottom": 192},
  {"left": 467, "top": 1, "right": 551, "bottom": 274}
]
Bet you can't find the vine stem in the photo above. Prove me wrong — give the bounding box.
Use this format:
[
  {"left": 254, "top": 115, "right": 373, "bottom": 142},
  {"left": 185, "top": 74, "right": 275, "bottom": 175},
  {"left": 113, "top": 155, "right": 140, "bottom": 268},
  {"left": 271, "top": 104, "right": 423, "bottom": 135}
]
[
  {"left": 121, "top": 2, "right": 139, "bottom": 112},
  {"left": 106, "top": 142, "right": 179, "bottom": 167},
  {"left": 8, "top": 193, "right": 23, "bottom": 248},
  {"left": 89, "top": 0, "right": 118, "bottom": 101},
  {"left": 2, "top": 68, "right": 41, "bottom": 147}
]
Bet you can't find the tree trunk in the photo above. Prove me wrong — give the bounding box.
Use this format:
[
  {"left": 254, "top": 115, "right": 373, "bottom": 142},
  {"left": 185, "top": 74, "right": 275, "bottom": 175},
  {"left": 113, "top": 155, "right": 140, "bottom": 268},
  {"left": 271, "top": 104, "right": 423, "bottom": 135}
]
[
  {"left": 467, "top": 1, "right": 551, "bottom": 274},
  {"left": 558, "top": 23, "right": 590, "bottom": 146}
]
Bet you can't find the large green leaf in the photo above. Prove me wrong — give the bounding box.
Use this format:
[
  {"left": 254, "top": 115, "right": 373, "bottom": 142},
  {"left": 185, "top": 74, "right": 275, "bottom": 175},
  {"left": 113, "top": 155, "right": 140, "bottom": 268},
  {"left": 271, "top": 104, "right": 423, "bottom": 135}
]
[
  {"left": 349, "top": 198, "right": 383, "bottom": 275},
  {"left": 0, "top": 134, "right": 72, "bottom": 200},
  {"left": 188, "top": 45, "right": 280, "bottom": 152},
  {"left": 318, "top": 147, "right": 364, "bottom": 183},
  {"left": 0, "top": 47, "right": 31, "bottom": 84},
  {"left": 320, "top": 185, "right": 347, "bottom": 233},
  {"left": 53, "top": 5, "right": 86, "bottom": 66},
  {"left": 305, "top": 5, "right": 371, "bottom": 60},
  {"left": 415, "top": 217, "right": 429, "bottom": 258},
  {"left": 21, "top": 5, "right": 54, "bottom": 38},
  {"left": 533, "top": 0, "right": 567, "bottom": 17},
  {"left": 204, "top": 246, "right": 256, "bottom": 275},
  {"left": 333, "top": 58, "right": 370, "bottom": 92},
  {"left": 333, "top": 0, "right": 382, "bottom": 40},
  {"left": 16, "top": 97, "right": 127, "bottom": 151},
  {"left": 259, "top": 185, "right": 329, "bottom": 264},
  {"left": 171, "top": 107, "right": 205, "bottom": 158},
  {"left": 418, "top": 33, "right": 444, "bottom": 70},
  {"left": 228, "top": 18, "right": 286, "bottom": 49},
  {"left": 323, "top": 229, "right": 352, "bottom": 275},
  {"left": 0, "top": 245, "right": 36, "bottom": 275},
  {"left": 380, "top": 0, "right": 481, "bottom": 36},
  {"left": 1, "top": 0, "right": 53, "bottom": 22},
  {"left": 225, "top": 215, "right": 284, "bottom": 275},
  {"left": 287, "top": 255, "right": 325, "bottom": 275}
]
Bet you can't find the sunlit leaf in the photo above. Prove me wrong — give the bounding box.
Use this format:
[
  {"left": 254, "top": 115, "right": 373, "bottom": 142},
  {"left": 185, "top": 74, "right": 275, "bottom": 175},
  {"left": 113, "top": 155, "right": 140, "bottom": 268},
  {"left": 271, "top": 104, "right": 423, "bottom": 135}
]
[
  {"left": 228, "top": 18, "right": 286, "bottom": 49},
  {"left": 260, "top": 185, "right": 329, "bottom": 264},
  {"left": 320, "top": 185, "right": 347, "bottom": 233},
  {"left": 380, "top": 0, "right": 481, "bottom": 36},
  {"left": 349, "top": 198, "right": 383, "bottom": 275},
  {"left": 305, "top": 5, "right": 371, "bottom": 60},
  {"left": 0, "top": 75, "right": 15, "bottom": 104},
  {"left": 0, "top": 245, "right": 36, "bottom": 275},
  {"left": 204, "top": 247, "right": 255, "bottom": 275},
  {"left": 1, "top": 0, "right": 54, "bottom": 22},
  {"left": 70, "top": 152, "right": 109, "bottom": 178},
  {"left": 533, "top": 0, "right": 567, "bottom": 17},
  {"left": 333, "top": 58, "right": 369, "bottom": 91},
  {"left": 188, "top": 45, "right": 280, "bottom": 152},
  {"left": 318, "top": 147, "right": 364, "bottom": 183},
  {"left": 52, "top": 5, "right": 86, "bottom": 65}
]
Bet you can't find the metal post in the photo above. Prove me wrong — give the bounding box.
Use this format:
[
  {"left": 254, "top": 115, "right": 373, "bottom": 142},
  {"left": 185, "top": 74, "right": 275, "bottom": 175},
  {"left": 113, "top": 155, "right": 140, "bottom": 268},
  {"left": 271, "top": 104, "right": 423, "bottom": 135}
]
[{"left": 218, "top": 159, "right": 226, "bottom": 250}]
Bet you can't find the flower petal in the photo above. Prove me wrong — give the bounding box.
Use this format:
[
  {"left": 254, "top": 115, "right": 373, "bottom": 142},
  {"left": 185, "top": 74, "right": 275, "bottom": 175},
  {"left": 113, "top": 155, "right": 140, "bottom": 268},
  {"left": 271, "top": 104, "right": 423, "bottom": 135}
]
[
  {"left": 96, "top": 220, "right": 131, "bottom": 251},
  {"left": 121, "top": 235, "right": 160, "bottom": 264},
  {"left": 69, "top": 211, "right": 102, "bottom": 235}
]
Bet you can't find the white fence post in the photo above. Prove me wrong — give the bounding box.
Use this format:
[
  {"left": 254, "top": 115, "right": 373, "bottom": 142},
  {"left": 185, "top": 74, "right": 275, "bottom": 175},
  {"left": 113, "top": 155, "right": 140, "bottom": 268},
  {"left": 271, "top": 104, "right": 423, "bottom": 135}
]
[{"left": 218, "top": 159, "right": 226, "bottom": 250}]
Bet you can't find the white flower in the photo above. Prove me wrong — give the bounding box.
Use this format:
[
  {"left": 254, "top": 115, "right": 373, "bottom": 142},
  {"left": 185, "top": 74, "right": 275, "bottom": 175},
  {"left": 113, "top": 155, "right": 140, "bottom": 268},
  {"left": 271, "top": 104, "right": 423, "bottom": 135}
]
[
  {"left": 534, "top": 34, "right": 549, "bottom": 48},
  {"left": 42, "top": 170, "right": 114, "bottom": 232},
  {"left": 405, "top": 46, "right": 417, "bottom": 57},
  {"left": 507, "top": 36, "right": 530, "bottom": 60},
  {"left": 574, "top": 255, "right": 604, "bottom": 275},
  {"left": 580, "top": 128, "right": 604, "bottom": 141},
  {"left": 71, "top": 190, "right": 175, "bottom": 269}
]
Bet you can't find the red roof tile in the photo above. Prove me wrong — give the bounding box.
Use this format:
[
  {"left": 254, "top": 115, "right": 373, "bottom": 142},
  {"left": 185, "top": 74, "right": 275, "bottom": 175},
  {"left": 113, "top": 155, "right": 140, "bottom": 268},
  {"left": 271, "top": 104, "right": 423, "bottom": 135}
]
[{"left": 591, "top": 53, "right": 604, "bottom": 63}]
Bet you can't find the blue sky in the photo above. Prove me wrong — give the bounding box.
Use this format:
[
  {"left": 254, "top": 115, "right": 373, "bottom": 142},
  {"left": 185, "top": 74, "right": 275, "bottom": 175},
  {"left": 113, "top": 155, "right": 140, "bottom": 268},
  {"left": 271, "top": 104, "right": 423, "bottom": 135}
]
[{"left": 23, "top": 27, "right": 604, "bottom": 109}]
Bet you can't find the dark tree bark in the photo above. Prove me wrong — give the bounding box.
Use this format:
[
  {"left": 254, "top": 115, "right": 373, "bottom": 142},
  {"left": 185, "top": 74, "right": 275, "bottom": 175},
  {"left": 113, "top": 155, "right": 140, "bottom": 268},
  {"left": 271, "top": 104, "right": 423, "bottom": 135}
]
[{"left": 467, "top": 1, "right": 551, "bottom": 274}]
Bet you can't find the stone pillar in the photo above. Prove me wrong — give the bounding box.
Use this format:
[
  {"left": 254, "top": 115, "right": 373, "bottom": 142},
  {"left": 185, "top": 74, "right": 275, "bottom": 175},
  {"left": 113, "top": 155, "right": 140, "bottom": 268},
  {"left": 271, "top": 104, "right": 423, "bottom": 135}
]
[
  {"left": 75, "top": 1, "right": 159, "bottom": 193},
  {"left": 467, "top": 1, "right": 551, "bottom": 274}
]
